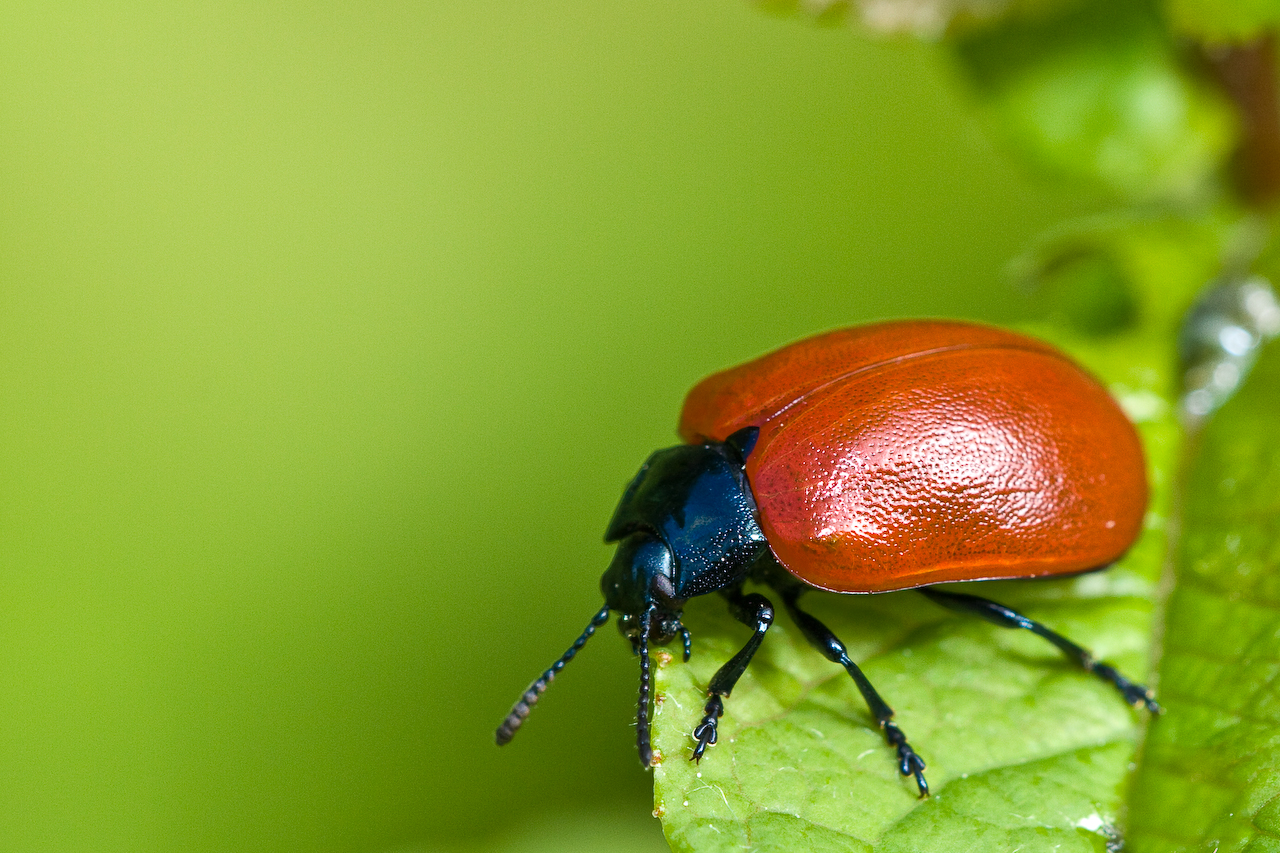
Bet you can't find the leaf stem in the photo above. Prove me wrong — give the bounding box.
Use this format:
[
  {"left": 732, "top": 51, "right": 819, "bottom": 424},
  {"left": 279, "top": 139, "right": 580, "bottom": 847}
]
[{"left": 1199, "top": 35, "right": 1280, "bottom": 206}]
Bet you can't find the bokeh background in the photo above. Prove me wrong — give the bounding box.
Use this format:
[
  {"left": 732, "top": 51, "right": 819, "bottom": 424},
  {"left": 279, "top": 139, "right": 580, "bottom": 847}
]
[{"left": 0, "top": 2, "right": 1101, "bottom": 851}]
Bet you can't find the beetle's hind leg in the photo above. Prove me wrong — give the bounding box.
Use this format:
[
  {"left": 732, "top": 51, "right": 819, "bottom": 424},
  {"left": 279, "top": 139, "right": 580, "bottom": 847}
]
[
  {"left": 778, "top": 587, "right": 929, "bottom": 798},
  {"left": 691, "top": 584, "right": 774, "bottom": 762},
  {"left": 919, "top": 587, "right": 1162, "bottom": 713}
]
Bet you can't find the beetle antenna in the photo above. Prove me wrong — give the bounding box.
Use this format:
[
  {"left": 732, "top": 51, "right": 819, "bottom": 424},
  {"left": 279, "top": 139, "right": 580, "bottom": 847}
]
[
  {"left": 636, "top": 603, "right": 656, "bottom": 767},
  {"left": 495, "top": 605, "right": 610, "bottom": 746}
]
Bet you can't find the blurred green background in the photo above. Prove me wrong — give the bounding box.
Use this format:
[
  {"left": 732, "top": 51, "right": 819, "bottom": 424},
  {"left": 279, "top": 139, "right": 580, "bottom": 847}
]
[{"left": 0, "top": 1, "right": 1101, "bottom": 851}]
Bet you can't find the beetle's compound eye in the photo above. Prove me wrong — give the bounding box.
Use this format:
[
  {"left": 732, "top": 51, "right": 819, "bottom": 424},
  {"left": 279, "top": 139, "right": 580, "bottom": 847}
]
[
  {"left": 617, "top": 613, "right": 639, "bottom": 640},
  {"left": 651, "top": 571, "right": 676, "bottom": 603}
]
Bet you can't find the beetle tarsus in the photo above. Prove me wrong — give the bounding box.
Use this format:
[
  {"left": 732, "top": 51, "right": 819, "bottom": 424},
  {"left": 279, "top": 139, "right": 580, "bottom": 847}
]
[
  {"left": 680, "top": 626, "right": 692, "bottom": 662},
  {"left": 1093, "top": 662, "right": 1162, "bottom": 713},
  {"left": 885, "top": 720, "right": 929, "bottom": 797},
  {"left": 691, "top": 695, "right": 724, "bottom": 762}
]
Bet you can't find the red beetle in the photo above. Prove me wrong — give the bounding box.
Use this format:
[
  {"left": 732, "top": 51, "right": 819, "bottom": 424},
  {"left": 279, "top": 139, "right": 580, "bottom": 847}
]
[{"left": 497, "top": 320, "right": 1158, "bottom": 796}]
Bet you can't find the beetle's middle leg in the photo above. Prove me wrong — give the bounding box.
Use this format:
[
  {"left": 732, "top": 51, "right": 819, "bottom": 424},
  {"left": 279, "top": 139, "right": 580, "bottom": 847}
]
[
  {"left": 918, "top": 587, "right": 1162, "bottom": 713},
  {"left": 778, "top": 586, "right": 929, "bottom": 797},
  {"left": 691, "top": 583, "right": 774, "bottom": 762}
]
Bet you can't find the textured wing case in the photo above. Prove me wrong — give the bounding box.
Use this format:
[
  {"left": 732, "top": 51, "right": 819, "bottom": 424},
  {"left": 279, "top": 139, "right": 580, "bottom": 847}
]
[{"left": 677, "top": 321, "right": 1148, "bottom": 592}]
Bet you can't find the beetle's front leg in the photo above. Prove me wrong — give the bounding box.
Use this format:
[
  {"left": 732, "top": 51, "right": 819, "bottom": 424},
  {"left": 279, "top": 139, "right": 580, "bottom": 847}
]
[{"left": 691, "top": 585, "right": 774, "bottom": 761}]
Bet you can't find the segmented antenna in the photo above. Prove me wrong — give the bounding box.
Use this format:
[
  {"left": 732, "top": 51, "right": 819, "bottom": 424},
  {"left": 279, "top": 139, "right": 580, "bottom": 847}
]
[
  {"left": 636, "top": 604, "right": 655, "bottom": 767},
  {"left": 495, "top": 605, "right": 610, "bottom": 745}
]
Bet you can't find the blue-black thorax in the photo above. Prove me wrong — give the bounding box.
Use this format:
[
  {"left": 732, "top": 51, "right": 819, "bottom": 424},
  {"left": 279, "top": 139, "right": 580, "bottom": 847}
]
[{"left": 599, "top": 435, "right": 768, "bottom": 616}]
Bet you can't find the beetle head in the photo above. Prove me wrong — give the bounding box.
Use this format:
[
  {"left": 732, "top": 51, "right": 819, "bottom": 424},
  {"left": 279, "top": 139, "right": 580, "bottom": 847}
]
[
  {"left": 600, "top": 531, "right": 683, "bottom": 628},
  {"left": 603, "top": 532, "right": 688, "bottom": 650}
]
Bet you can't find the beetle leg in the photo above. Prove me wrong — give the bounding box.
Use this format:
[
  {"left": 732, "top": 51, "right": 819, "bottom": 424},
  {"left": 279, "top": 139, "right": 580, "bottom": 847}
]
[
  {"left": 781, "top": 589, "right": 929, "bottom": 798},
  {"left": 680, "top": 626, "right": 692, "bottom": 662},
  {"left": 919, "top": 587, "right": 1162, "bottom": 714},
  {"left": 691, "top": 586, "right": 774, "bottom": 762}
]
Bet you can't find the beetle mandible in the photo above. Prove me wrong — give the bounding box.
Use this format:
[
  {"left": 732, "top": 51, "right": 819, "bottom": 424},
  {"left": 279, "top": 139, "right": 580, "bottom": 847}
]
[{"left": 496, "top": 320, "right": 1160, "bottom": 796}]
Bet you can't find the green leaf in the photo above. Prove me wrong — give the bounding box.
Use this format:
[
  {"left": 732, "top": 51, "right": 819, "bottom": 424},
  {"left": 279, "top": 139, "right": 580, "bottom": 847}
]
[
  {"left": 951, "top": 1, "right": 1236, "bottom": 200},
  {"left": 652, "top": 326, "right": 1180, "bottom": 851},
  {"left": 1125, "top": 341, "right": 1280, "bottom": 852},
  {"left": 1164, "top": 0, "right": 1280, "bottom": 44}
]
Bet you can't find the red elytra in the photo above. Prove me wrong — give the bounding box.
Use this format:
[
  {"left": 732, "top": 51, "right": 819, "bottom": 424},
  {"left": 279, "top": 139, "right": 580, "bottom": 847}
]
[{"left": 678, "top": 319, "right": 1148, "bottom": 592}]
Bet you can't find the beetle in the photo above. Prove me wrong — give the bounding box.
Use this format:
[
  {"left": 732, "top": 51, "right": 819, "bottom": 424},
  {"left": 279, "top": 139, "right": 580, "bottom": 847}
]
[{"left": 496, "top": 319, "right": 1160, "bottom": 797}]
